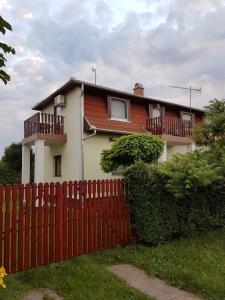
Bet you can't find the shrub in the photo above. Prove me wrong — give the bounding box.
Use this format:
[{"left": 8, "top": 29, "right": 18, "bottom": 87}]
[
  {"left": 100, "top": 133, "right": 164, "bottom": 173},
  {"left": 124, "top": 155, "right": 225, "bottom": 245}
]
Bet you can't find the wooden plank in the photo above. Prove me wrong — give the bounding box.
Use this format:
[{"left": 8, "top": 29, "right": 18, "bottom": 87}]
[
  {"left": 62, "top": 182, "right": 68, "bottom": 259},
  {"left": 4, "top": 184, "right": 11, "bottom": 272},
  {"left": 101, "top": 180, "right": 106, "bottom": 249},
  {"left": 88, "top": 180, "right": 93, "bottom": 253},
  {"left": 24, "top": 184, "right": 31, "bottom": 270},
  {"left": 55, "top": 183, "right": 63, "bottom": 262},
  {"left": 37, "top": 183, "right": 43, "bottom": 266},
  {"left": 11, "top": 184, "right": 18, "bottom": 273},
  {"left": 97, "top": 180, "right": 102, "bottom": 250},
  {"left": 43, "top": 183, "right": 49, "bottom": 265},
  {"left": 105, "top": 180, "right": 110, "bottom": 248},
  {"left": 78, "top": 181, "right": 83, "bottom": 256},
  {"left": 0, "top": 185, "right": 3, "bottom": 267},
  {"left": 92, "top": 180, "right": 97, "bottom": 252},
  {"left": 68, "top": 181, "right": 73, "bottom": 258},
  {"left": 31, "top": 183, "right": 37, "bottom": 268},
  {"left": 18, "top": 184, "right": 24, "bottom": 271},
  {"left": 83, "top": 180, "right": 87, "bottom": 254},
  {"left": 117, "top": 179, "right": 122, "bottom": 244},
  {"left": 49, "top": 183, "right": 55, "bottom": 263},
  {"left": 73, "top": 181, "right": 78, "bottom": 257},
  {"left": 110, "top": 179, "right": 115, "bottom": 248}
]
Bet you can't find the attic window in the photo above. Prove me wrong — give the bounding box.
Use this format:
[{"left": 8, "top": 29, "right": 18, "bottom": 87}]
[{"left": 109, "top": 97, "right": 129, "bottom": 121}]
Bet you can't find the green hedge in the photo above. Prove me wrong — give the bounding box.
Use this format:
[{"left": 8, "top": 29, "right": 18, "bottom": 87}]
[{"left": 124, "top": 161, "right": 225, "bottom": 245}]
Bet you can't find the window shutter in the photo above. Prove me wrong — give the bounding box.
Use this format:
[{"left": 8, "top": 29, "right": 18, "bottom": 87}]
[{"left": 107, "top": 96, "right": 111, "bottom": 118}]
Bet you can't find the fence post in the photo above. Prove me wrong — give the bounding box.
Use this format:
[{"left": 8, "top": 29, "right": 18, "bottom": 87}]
[{"left": 56, "top": 182, "right": 64, "bottom": 262}]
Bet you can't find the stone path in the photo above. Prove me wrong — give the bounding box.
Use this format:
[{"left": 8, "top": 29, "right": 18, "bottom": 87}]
[
  {"left": 107, "top": 264, "right": 202, "bottom": 300},
  {"left": 21, "top": 288, "right": 63, "bottom": 300}
]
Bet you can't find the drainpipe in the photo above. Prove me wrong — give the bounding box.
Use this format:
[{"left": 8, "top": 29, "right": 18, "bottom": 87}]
[{"left": 81, "top": 83, "right": 85, "bottom": 180}]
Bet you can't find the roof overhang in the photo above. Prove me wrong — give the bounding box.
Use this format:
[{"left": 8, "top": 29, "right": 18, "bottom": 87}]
[{"left": 32, "top": 77, "right": 205, "bottom": 114}]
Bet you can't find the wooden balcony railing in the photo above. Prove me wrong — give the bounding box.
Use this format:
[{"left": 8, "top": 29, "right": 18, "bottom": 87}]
[
  {"left": 24, "top": 112, "right": 64, "bottom": 138},
  {"left": 146, "top": 116, "right": 192, "bottom": 138}
]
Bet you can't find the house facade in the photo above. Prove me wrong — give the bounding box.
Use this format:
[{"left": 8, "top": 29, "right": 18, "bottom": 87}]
[{"left": 22, "top": 78, "right": 204, "bottom": 183}]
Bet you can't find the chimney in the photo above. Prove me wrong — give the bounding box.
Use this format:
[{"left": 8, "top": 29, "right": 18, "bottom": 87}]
[{"left": 133, "top": 82, "right": 144, "bottom": 96}]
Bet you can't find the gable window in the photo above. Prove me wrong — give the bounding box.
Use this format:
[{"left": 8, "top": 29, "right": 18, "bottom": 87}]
[
  {"left": 54, "top": 155, "right": 62, "bottom": 177},
  {"left": 110, "top": 98, "right": 128, "bottom": 121}
]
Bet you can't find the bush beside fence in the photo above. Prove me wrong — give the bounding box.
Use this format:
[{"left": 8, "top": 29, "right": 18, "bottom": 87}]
[{"left": 125, "top": 162, "right": 225, "bottom": 245}]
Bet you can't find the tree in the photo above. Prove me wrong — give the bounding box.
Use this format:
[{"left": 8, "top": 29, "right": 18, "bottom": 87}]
[
  {"left": 100, "top": 133, "right": 164, "bottom": 173},
  {"left": 194, "top": 99, "right": 225, "bottom": 147},
  {"left": 0, "top": 142, "right": 34, "bottom": 184},
  {"left": 2, "top": 142, "right": 23, "bottom": 172},
  {"left": 0, "top": 15, "right": 16, "bottom": 84}
]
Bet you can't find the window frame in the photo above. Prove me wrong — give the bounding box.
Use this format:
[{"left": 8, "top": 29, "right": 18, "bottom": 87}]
[
  {"left": 107, "top": 96, "right": 130, "bottom": 122},
  {"left": 54, "top": 155, "right": 62, "bottom": 177},
  {"left": 181, "top": 111, "right": 192, "bottom": 122}
]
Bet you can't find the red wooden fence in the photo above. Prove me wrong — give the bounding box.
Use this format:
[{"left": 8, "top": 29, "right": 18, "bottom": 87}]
[{"left": 0, "top": 179, "right": 130, "bottom": 274}]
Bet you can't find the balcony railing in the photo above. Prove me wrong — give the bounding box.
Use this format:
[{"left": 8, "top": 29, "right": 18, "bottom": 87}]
[
  {"left": 146, "top": 116, "right": 192, "bottom": 138},
  {"left": 24, "top": 112, "right": 64, "bottom": 138}
]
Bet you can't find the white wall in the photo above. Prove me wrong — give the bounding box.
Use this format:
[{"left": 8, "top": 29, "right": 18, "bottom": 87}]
[
  {"left": 42, "top": 87, "right": 83, "bottom": 182},
  {"left": 83, "top": 133, "right": 119, "bottom": 180},
  {"left": 167, "top": 144, "right": 192, "bottom": 159}
]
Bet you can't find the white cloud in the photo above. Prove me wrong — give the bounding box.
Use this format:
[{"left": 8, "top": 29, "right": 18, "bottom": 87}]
[{"left": 0, "top": 0, "right": 225, "bottom": 156}]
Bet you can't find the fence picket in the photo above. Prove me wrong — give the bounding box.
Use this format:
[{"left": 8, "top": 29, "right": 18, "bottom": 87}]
[
  {"left": 83, "top": 180, "right": 88, "bottom": 254},
  {"left": 18, "top": 184, "right": 24, "bottom": 271},
  {"left": 68, "top": 181, "right": 73, "bottom": 258},
  {"left": 31, "top": 184, "right": 37, "bottom": 268},
  {"left": 49, "top": 183, "right": 55, "bottom": 263},
  {"left": 78, "top": 181, "right": 83, "bottom": 256},
  {"left": 0, "top": 185, "right": 3, "bottom": 267},
  {"left": 88, "top": 180, "right": 93, "bottom": 253},
  {"left": 11, "top": 184, "right": 18, "bottom": 273},
  {"left": 73, "top": 181, "right": 78, "bottom": 257},
  {"left": 62, "top": 182, "right": 68, "bottom": 259},
  {"left": 37, "top": 183, "right": 43, "bottom": 266},
  {"left": 4, "top": 184, "right": 11, "bottom": 272},
  {"left": 92, "top": 180, "right": 97, "bottom": 252},
  {"left": 43, "top": 183, "right": 49, "bottom": 265},
  {"left": 24, "top": 184, "right": 31, "bottom": 270}
]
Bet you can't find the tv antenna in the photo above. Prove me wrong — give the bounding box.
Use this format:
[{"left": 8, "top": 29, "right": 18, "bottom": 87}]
[
  {"left": 168, "top": 85, "right": 201, "bottom": 116},
  {"left": 92, "top": 66, "right": 97, "bottom": 85}
]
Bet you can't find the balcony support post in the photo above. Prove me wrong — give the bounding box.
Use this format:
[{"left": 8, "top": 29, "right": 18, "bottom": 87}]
[
  {"left": 159, "top": 141, "right": 167, "bottom": 162},
  {"left": 22, "top": 144, "right": 31, "bottom": 184},
  {"left": 34, "top": 140, "right": 45, "bottom": 183}
]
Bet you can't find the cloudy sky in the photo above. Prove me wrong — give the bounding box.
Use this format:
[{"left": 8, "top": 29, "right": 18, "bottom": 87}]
[{"left": 0, "top": 0, "right": 225, "bottom": 156}]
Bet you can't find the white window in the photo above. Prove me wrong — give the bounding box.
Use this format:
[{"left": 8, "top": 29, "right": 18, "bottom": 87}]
[
  {"left": 182, "top": 112, "right": 192, "bottom": 122},
  {"left": 152, "top": 108, "right": 161, "bottom": 118},
  {"left": 111, "top": 98, "right": 128, "bottom": 120}
]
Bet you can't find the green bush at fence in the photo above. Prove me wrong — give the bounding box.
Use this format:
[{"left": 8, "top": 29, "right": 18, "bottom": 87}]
[{"left": 124, "top": 154, "right": 225, "bottom": 245}]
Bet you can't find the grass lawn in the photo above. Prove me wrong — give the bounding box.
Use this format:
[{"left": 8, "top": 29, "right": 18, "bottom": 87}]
[{"left": 1, "top": 229, "right": 225, "bottom": 300}]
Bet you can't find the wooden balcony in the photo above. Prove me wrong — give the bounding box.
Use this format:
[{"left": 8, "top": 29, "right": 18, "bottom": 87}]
[
  {"left": 23, "top": 112, "right": 67, "bottom": 145},
  {"left": 146, "top": 116, "right": 193, "bottom": 144}
]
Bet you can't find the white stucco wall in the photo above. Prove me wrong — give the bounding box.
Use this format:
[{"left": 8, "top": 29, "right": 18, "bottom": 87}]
[
  {"left": 41, "top": 87, "right": 83, "bottom": 183},
  {"left": 83, "top": 133, "right": 120, "bottom": 180},
  {"left": 167, "top": 144, "right": 193, "bottom": 159}
]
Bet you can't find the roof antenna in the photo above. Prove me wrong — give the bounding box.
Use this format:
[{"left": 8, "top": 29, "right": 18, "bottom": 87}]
[
  {"left": 168, "top": 85, "right": 202, "bottom": 118},
  {"left": 92, "top": 66, "right": 97, "bottom": 85}
]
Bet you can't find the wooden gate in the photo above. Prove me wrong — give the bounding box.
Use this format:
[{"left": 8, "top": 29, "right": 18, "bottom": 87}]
[{"left": 0, "top": 179, "right": 130, "bottom": 273}]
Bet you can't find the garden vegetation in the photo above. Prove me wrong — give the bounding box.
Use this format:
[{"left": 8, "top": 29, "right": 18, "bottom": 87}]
[{"left": 123, "top": 99, "right": 225, "bottom": 245}]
